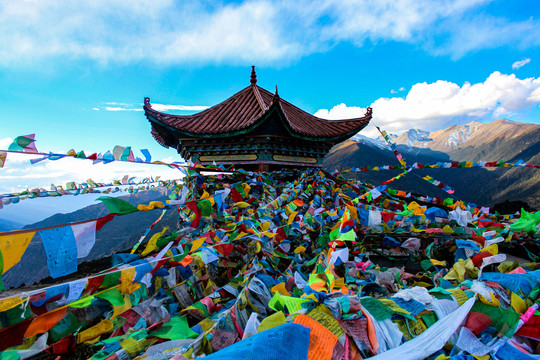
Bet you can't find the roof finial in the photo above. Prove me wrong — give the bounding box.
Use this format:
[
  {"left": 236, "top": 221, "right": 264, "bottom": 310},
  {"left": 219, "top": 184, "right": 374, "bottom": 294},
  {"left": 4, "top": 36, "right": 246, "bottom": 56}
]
[
  {"left": 273, "top": 85, "right": 280, "bottom": 102},
  {"left": 250, "top": 66, "right": 257, "bottom": 85}
]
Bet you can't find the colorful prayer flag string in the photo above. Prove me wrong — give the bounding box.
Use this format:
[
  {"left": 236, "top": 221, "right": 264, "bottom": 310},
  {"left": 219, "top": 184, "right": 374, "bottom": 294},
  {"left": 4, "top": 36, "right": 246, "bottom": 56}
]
[
  {"left": 0, "top": 177, "right": 185, "bottom": 208},
  {"left": 421, "top": 175, "right": 455, "bottom": 194},
  {"left": 376, "top": 126, "right": 407, "bottom": 168},
  {"left": 348, "top": 160, "right": 540, "bottom": 172},
  {"left": 0, "top": 134, "right": 187, "bottom": 169}
]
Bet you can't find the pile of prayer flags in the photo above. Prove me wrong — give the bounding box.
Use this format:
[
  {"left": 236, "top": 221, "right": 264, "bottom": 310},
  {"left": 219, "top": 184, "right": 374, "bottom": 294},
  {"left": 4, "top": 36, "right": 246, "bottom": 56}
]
[{"left": 0, "top": 167, "right": 539, "bottom": 360}]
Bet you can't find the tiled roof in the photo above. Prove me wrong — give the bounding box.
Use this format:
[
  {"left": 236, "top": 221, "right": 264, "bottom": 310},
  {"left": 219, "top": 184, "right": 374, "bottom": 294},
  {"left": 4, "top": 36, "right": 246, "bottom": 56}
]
[{"left": 144, "top": 70, "right": 371, "bottom": 139}]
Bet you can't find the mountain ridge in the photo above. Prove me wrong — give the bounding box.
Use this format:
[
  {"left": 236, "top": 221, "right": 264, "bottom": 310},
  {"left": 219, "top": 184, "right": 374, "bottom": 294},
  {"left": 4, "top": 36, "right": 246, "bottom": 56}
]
[
  {"left": 394, "top": 118, "right": 540, "bottom": 152},
  {"left": 324, "top": 118, "right": 540, "bottom": 209}
]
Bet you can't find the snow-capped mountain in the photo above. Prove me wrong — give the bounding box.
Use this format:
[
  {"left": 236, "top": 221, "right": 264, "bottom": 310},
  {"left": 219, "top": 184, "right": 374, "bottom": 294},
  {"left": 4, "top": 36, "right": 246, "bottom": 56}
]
[
  {"left": 398, "top": 129, "right": 432, "bottom": 147},
  {"left": 393, "top": 119, "right": 538, "bottom": 152},
  {"left": 349, "top": 133, "right": 390, "bottom": 150}
]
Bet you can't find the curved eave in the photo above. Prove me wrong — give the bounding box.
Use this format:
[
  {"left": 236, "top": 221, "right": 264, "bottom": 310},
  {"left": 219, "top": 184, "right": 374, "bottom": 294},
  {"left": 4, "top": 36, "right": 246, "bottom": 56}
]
[
  {"left": 272, "top": 102, "right": 371, "bottom": 142},
  {"left": 151, "top": 126, "right": 168, "bottom": 148}
]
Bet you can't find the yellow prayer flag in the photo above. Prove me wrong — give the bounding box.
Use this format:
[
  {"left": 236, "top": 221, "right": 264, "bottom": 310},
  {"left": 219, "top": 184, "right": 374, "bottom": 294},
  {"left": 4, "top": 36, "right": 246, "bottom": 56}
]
[
  {"left": 120, "top": 337, "right": 143, "bottom": 357},
  {"left": 190, "top": 236, "right": 206, "bottom": 253},
  {"left": 233, "top": 201, "right": 251, "bottom": 208},
  {"left": 242, "top": 183, "right": 251, "bottom": 196},
  {"left": 262, "top": 231, "right": 277, "bottom": 238},
  {"left": 0, "top": 231, "right": 35, "bottom": 274},
  {"left": 271, "top": 282, "right": 291, "bottom": 296},
  {"left": 482, "top": 244, "right": 498, "bottom": 255},
  {"left": 119, "top": 267, "right": 135, "bottom": 294},
  {"left": 346, "top": 204, "right": 358, "bottom": 220},
  {"left": 200, "top": 190, "right": 210, "bottom": 199},
  {"left": 0, "top": 296, "right": 24, "bottom": 312},
  {"left": 288, "top": 211, "right": 299, "bottom": 225},
  {"left": 137, "top": 201, "right": 165, "bottom": 212},
  {"left": 511, "top": 292, "right": 527, "bottom": 313},
  {"left": 260, "top": 221, "right": 270, "bottom": 232},
  {"left": 258, "top": 311, "right": 287, "bottom": 333},
  {"left": 472, "top": 355, "right": 490, "bottom": 360},
  {"left": 442, "top": 225, "right": 454, "bottom": 233},
  {"left": 77, "top": 320, "right": 114, "bottom": 344},
  {"left": 477, "top": 292, "right": 500, "bottom": 307},
  {"left": 141, "top": 227, "right": 168, "bottom": 257},
  {"left": 430, "top": 259, "right": 447, "bottom": 266},
  {"left": 0, "top": 151, "right": 6, "bottom": 168},
  {"left": 294, "top": 245, "right": 306, "bottom": 254}
]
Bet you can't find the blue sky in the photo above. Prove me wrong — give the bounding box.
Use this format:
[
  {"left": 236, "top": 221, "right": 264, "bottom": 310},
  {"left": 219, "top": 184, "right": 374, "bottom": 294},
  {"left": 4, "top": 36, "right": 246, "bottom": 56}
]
[{"left": 1, "top": 0, "right": 540, "bottom": 223}]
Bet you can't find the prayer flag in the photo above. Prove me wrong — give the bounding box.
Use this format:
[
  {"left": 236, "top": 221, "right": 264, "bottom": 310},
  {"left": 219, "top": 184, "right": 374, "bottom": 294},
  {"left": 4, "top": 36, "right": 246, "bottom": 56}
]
[
  {"left": 8, "top": 134, "right": 38, "bottom": 153},
  {"left": 97, "top": 196, "right": 139, "bottom": 215},
  {"left": 0, "top": 231, "right": 35, "bottom": 274},
  {"left": 39, "top": 227, "right": 78, "bottom": 278},
  {"left": 71, "top": 221, "right": 97, "bottom": 258},
  {"left": 0, "top": 151, "right": 6, "bottom": 168}
]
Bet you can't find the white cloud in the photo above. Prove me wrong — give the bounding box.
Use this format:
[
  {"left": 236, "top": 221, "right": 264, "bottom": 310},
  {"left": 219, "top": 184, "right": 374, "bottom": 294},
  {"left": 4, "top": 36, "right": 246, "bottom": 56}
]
[
  {"left": 0, "top": 0, "right": 539, "bottom": 66},
  {"left": 0, "top": 1, "right": 299, "bottom": 66},
  {"left": 104, "top": 107, "right": 142, "bottom": 112},
  {"left": 314, "top": 103, "right": 367, "bottom": 120},
  {"left": 316, "top": 71, "right": 540, "bottom": 137},
  {"left": 0, "top": 137, "right": 13, "bottom": 149},
  {"left": 105, "top": 102, "right": 131, "bottom": 106},
  {"left": 390, "top": 87, "right": 406, "bottom": 94},
  {"left": 512, "top": 58, "right": 531, "bottom": 69}
]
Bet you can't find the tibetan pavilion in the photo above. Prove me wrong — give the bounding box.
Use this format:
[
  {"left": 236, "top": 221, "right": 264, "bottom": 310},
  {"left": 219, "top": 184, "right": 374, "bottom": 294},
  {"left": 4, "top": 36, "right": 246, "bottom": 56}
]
[{"left": 144, "top": 67, "right": 372, "bottom": 171}]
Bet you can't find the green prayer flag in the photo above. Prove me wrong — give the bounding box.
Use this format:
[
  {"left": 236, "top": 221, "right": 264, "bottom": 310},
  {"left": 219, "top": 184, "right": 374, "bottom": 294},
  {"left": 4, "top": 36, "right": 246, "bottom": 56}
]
[
  {"left": 337, "top": 229, "right": 355, "bottom": 241},
  {"left": 198, "top": 199, "right": 213, "bottom": 217},
  {"left": 96, "top": 288, "right": 125, "bottom": 306},
  {"left": 329, "top": 228, "right": 340, "bottom": 241},
  {"left": 97, "top": 196, "right": 139, "bottom": 215},
  {"left": 8, "top": 135, "right": 35, "bottom": 152},
  {"left": 101, "top": 271, "right": 122, "bottom": 289},
  {"left": 69, "top": 296, "right": 95, "bottom": 308},
  {"left": 152, "top": 315, "right": 198, "bottom": 340}
]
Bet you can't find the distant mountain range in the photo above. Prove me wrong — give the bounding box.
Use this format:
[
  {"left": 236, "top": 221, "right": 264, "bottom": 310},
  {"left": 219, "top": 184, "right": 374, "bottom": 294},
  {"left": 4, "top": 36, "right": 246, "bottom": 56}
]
[
  {"left": 324, "top": 119, "right": 540, "bottom": 209},
  {"left": 3, "top": 189, "right": 179, "bottom": 289},
  {"left": 0, "top": 218, "right": 25, "bottom": 232}
]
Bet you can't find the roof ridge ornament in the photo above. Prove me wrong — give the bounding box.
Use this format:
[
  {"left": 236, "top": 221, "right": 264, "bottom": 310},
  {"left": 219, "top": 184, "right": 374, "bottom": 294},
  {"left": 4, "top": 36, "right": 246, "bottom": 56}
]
[
  {"left": 273, "top": 85, "right": 280, "bottom": 103},
  {"left": 250, "top": 66, "right": 257, "bottom": 85}
]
